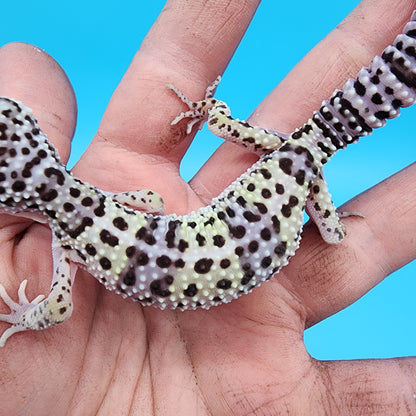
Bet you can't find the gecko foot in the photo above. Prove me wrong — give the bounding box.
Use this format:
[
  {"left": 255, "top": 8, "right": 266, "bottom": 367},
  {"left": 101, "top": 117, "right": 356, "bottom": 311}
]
[
  {"left": 0, "top": 280, "right": 45, "bottom": 347},
  {"left": 168, "top": 75, "right": 222, "bottom": 134}
]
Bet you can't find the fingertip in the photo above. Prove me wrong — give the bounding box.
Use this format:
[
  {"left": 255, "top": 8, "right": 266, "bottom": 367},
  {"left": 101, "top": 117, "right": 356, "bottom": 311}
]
[{"left": 0, "top": 42, "right": 77, "bottom": 162}]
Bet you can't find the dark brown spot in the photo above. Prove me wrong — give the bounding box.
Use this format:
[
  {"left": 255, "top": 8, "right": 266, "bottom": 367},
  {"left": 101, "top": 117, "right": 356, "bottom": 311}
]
[
  {"left": 248, "top": 241, "right": 259, "bottom": 253},
  {"left": 37, "top": 149, "right": 47, "bottom": 158},
  {"left": 150, "top": 276, "right": 173, "bottom": 297},
  {"left": 371, "top": 92, "right": 383, "bottom": 105},
  {"left": 254, "top": 202, "right": 268, "bottom": 214},
  {"left": 93, "top": 196, "right": 106, "bottom": 217},
  {"left": 275, "top": 183, "right": 285, "bottom": 194},
  {"left": 289, "top": 196, "right": 299, "bottom": 207},
  {"left": 216, "top": 279, "right": 232, "bottom": 289},
  {"left": 81, "top": 197, "right": 93, "bottom": 206},
  {"left": 196, "top": 233, "right": 206, "bottom": 247},
  {"left": 100, "top": 229, "right": 119, "bottom": 247},
  {"left": 274, "top": 241, "right": 287, "bottom": 257},
  {"left": 12, "top": 181, "right": 25, "bottom": 192},
  {"left": 259, "top": 168, "right": 272, "bottom": 179},
  {"left": 236, "top": 196, "right": 247, "bottom": 207},
  {"left": 261, "top": 188, "right": 272, "bottom": 199},
  {"left": 194, "top": 258, "right": 213, "bottom": 274},
  {"left": 226, "top": 207, "right": 235, "bottom": 217},
  {"left": 260, "top": 228, "right": 271, "bottom": 241},
  {"left": 137, "top": 252, "right": 149, "bottom": 265},
  {"left": 45, "top": 209, "right": 57, "bottom": 219},
  {"left": 126, "top": 246, "right": 136, "bottom": 258},
  {"left": 261, "top": 256, "right": 272, "bottom": 268},
  {"left": 156, "top": 255, "right": 172, "bottom": 268},
  {"left": 136, "top": 227, "right": 146, "bottom": 239},
  {"left": 213, "top": 235, "right": 225, "bottom": 247},
  {"left": 281, "top": 204, "right": 292, "bottom": 218},
  {"left": 165, "top": 230, "right": 176, "bottom": 248},
  {"left": 113, "top": 217, "right": 128, "bottom": 231},
  {"left": 174, "top": 259, "right": 185, "bottom": 268},
  {"left": 100, "top": 257, "right": 112, "bottom": 270},
  {"left": 220, "top": 259, "right": 231, "bottom": 269},
  {"left": 85, "top": 243, "right": 97, "bottom": 256},
  {"left": 354, "top": 79, "right": 366, "bottom": 96},
  {"left": 44, "top": 167, "right": 65, "bottom": 185},
  {"left": 279, "top": 158, "right": 293, "bottom": 175},
  {"left": 63, "top": 202, "right": 75, "bottom": 212},
  {"left": 59, "top": 221, "right": 68, "bottom": 230},
  {"left": 144, "top": 234, "right": 156, "bottom": 246},
  {"left": 204, "top": 217, "right": 215, "bottom": 226},
  {"left": 235, "top": 246, "right": 244, "bottom": 257},
  {"left": 241, "top": 269, "right": 255, "bottom": 285},
  {"left": 123, "top": 267, "right": 136, "bottom": 286},
  {"left": 230, "top": 225, "right": 246, "bottom": 239},
  {"left": 374, "top": 110, "right": 390, "bottom": 120},
  {"left": 243, "top": 211, "right": 261, "bottom": 222},
  {"left": 178, "top": 239, "right": 189, "bottom": 252},
  {"left": 184, "top": 284, "right": 198, "bottom": 297},
  {"left": 271, "top": 215, "right": 280, "bottom": 233},
  {"left": 295, "top": 170, "right": 306, "bottom": 185},
  {"left": 69, "top": 187, "right": 81, "bottom": 198},
  {"left": 40, "top": 188, "right": 58, "bottom": 202}
]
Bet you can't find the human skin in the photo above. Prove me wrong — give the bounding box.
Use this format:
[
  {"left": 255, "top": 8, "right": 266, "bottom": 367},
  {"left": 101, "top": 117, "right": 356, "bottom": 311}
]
[{"left": 0, "top": 0, "right": 415, "bottom": 414}]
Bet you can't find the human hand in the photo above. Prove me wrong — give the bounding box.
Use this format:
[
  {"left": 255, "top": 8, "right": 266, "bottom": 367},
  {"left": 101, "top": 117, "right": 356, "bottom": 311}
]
[{"left": 0, "top": 0, "right": 415, "bottom": 415}]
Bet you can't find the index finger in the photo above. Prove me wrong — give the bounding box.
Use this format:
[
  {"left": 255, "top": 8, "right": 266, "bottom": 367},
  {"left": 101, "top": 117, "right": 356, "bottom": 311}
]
[{"left": 76, "top": 0, "right": 260, "bottom": 176}]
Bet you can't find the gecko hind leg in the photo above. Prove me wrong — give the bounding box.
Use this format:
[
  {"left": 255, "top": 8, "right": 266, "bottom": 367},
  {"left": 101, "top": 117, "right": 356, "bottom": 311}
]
[
  {"left": 306, "top": 171, "right": 364, "bottom": 244},
  {"left": 168, "top": 76, "right": 289, "bottom": 154},
  {"left": 0, "top": 236, "right": 76, "bottom": 347}
]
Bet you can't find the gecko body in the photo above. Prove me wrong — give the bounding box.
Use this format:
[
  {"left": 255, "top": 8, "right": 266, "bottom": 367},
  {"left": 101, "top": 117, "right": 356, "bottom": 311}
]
[{"left": 0, "top": 11, "right": 416, "bottom": 346}]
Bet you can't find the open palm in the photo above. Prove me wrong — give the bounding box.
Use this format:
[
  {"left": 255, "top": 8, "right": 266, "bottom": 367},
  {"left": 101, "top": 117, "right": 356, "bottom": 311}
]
[{"left": 0, "top": 1, "right": 415, "bottom": 415}]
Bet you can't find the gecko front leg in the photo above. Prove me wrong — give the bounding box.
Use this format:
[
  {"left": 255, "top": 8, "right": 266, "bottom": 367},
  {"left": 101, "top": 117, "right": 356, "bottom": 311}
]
[
  {"left": 106, "top": 189, "right": 165, "bottom": 214},
  {"left": 169, "top": 76, "right": 289, "bottom": 154},
  {"left": 0, "top": 235, "right": 76, "bottom": 347}
]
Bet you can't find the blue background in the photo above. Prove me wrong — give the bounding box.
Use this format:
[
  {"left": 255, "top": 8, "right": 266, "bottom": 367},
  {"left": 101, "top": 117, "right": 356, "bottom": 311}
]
[{"left": 1, "top": 1, "right": 415, "bottom": 359}]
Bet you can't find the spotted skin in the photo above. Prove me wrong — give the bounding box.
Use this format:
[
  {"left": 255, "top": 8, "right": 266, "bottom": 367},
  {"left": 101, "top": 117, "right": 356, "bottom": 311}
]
[
  {"left": 0, "top": 12, "right": 416, "bottom": 346},
  {"left": 105, "top": 189, "right": 165, "bottom": 214}
]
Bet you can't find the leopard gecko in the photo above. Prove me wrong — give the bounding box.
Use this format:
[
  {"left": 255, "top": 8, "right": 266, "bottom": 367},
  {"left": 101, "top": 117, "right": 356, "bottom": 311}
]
[{"left": 0, "top": 11, "right": 415, "bottom": 347}]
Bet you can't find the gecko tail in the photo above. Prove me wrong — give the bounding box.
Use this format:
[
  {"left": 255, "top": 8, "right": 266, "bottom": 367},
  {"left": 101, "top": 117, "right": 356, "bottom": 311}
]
[{"left": 312, "top": 12, "right": 416, "bottom": 152}]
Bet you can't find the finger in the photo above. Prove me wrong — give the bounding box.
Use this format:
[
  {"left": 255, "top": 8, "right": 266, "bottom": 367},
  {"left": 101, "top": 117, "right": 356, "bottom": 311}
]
[
  {"left": 191, "top": 0, "right": 416, "bottom": 198},
  {"left": 0, "top": 42, "right": 77, "bottom": 163},
  {"left": 283, "top": 163, "right": 416, "bottom": 327},
  {"left": 76, "top": 0, "right": 260, "bottom": 185},
  {"left": 321, "top": 357, "right": 416, "bottom": 412},
  {"left": 0, "top": 41, "right": 76, "bottom": 234}
]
